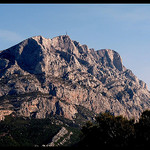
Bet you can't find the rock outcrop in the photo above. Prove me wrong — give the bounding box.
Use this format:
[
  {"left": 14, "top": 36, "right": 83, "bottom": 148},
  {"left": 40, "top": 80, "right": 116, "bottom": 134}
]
[
  {"left": 0, "top": 35, "right": 150, "bottom": 122},
  {"left": 44, "top": 127, "right": 72, "bottom": 147}
]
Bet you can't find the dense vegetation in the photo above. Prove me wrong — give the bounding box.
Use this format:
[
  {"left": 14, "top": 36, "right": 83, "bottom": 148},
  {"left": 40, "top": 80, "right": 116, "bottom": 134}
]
[
  {"left": 1, "top": 110, "right": 150, "bottom": 147},
  {"left": 76, "top": 110, "right": 150, "bottom": 148},
  {"left": 0, "top": 114, "right": 81, "bottom": 147},
  {"left": 0, "top": 115, "right": 61, "bottom": 146}
]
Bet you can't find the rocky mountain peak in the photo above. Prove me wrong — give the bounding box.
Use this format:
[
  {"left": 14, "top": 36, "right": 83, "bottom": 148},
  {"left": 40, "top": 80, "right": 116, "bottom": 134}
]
[
  {"left": 96, "top": 49, "right": 124, "bottom": 71},
  {"left": 0, "top": 35, "right": 150, "bottom": 122}
]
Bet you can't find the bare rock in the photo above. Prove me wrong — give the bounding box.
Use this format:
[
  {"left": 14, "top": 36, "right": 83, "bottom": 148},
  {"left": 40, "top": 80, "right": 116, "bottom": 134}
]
[
  {"left": 45, "top": 127, "right": 72, "bottom": 147},
  {"left": 0, "top": 34, "right": 150, "bottom": 122}
]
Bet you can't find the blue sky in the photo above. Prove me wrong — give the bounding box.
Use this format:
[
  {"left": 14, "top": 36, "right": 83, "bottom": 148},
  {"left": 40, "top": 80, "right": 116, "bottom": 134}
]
[{"left": 0, "top": 4, "right": 150, "bottom": 89}]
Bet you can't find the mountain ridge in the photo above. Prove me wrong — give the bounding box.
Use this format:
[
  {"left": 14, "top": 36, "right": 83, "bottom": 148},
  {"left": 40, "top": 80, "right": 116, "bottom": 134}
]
[{"left": 0, "top": 34, "right": 150, "bottom": 122}]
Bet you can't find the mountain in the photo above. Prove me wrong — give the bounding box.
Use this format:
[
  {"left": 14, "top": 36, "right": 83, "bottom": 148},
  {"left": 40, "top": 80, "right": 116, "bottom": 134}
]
[{"left": 0, "top": 35, "right": 150, "bottom": 124}]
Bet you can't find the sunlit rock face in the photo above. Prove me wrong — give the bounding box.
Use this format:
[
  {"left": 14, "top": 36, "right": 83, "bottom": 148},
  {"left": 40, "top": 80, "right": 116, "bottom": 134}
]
[{"left": 0, "top": 35, "right": 150, "bottom": 121}]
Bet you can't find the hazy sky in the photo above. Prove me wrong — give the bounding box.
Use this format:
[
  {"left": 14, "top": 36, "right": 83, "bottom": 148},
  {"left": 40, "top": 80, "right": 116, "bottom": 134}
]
[{"left": 0, "top": 4, "right": 150, "bottom": 89}]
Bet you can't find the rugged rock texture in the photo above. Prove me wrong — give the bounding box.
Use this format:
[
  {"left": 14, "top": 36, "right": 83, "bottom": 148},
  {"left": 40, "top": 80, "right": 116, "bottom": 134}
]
[
  {"left": 44, "top": 127, "right": 73, "bottom": 147},
  {"left": 0, "top": 110, "right": 13, "bottom": 120},
  {"left": 0, "top": 35, "right": 150, "bottom": 122}
]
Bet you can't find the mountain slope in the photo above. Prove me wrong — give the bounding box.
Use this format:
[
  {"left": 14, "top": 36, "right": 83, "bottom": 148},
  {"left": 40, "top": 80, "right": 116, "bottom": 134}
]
[{"left": 0, "top": 35, "right": 150, "bottom": 123}]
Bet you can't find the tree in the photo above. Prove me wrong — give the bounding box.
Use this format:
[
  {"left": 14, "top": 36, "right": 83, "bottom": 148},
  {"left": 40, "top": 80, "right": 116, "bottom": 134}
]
[
  {"left": 78, "top": 112, "right": 135, "bottom": 148},
  {"left": 134, "top": 110, "right": 150, "bottom": 147}
]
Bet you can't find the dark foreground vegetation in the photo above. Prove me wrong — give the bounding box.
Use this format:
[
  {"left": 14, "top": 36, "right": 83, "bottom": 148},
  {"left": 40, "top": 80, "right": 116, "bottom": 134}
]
[
  {"left": 0, "top": 115, "right": 80, "bottom": 147},
  {"left": 0, "top": 116, "right": 61, "bottom": 147},
  {"left": 76, "top": 110, "right": 150, "bottom": 148},
  {"left": 1, "top": 110, "right": 150, "bottom": 147}
]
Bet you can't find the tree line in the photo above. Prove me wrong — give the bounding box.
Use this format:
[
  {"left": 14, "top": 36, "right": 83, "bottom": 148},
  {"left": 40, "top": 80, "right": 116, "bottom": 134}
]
[
  {"left": 76, "top": 110, "right": 150, "bottom": 148},
  {"left": 1, "top": 110, "right": 150, "bottom": 147}
]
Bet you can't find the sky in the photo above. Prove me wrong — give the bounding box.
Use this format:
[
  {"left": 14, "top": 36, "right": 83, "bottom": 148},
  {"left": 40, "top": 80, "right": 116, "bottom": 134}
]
[{"left": 0, "top": 3, "right": 150, "bottom": 90}]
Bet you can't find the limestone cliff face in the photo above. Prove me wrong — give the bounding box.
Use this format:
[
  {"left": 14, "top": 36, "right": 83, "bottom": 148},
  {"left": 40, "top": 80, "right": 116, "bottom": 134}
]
[{"left": 0, "top": 35, "right": 150, "bottom": 121}]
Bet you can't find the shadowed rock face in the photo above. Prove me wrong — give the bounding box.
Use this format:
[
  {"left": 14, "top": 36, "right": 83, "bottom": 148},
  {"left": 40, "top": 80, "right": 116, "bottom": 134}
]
[{"left": 0, "top": 35, "right": 150, "bottom": 121}]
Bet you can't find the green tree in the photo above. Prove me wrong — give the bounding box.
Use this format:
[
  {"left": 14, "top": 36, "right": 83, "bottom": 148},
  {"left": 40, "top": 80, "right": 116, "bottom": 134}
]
[
  {"left": 78, "top": 112, "right": 135, "bottom": 148},
  {"left": 134, "top": 110, "right": 150, "bottom": 147}
]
